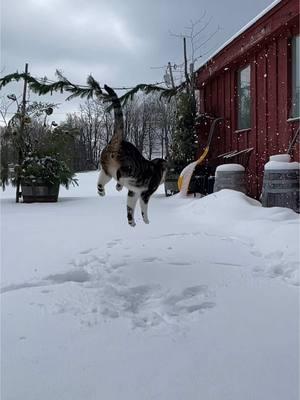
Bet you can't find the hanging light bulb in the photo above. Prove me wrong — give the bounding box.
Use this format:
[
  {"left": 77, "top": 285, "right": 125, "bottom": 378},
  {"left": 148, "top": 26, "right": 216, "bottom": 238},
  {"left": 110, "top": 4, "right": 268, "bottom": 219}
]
[
  {"left": 7, "top": 94, "right": 17, "bottom": 101},
  {"left": 45, "top": 107, "right": 53, "bottom": 115}
]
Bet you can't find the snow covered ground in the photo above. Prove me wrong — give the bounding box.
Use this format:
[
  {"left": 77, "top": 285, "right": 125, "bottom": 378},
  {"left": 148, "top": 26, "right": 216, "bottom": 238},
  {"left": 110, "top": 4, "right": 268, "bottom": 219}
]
[{"left": 1, "top": 171, "right": 299, "bottom": 400}]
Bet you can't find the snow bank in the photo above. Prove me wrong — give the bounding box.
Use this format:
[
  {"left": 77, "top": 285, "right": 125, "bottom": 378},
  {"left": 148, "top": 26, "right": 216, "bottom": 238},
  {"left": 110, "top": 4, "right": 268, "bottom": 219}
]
[{"left": 177, "top": 189, "right": 300, "bottom": 286}]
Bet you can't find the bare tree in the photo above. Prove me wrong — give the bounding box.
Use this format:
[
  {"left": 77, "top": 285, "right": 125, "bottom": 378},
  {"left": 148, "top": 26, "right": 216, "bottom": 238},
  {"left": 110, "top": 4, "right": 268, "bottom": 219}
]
[
  {"left": 158, "top": 98, "right": 176, "bottom": 159},
  {"left": 122, "top": 94, "right": 175, "bottom": 159},
  {"left": 61, "top": 93, "right": 176, "bottom": 171},
  {"left": 64, "top": 99, "right": 114, "bottom": 170},
  {"left": 0, "top": 95, "right": 20, "bottom": 127}
]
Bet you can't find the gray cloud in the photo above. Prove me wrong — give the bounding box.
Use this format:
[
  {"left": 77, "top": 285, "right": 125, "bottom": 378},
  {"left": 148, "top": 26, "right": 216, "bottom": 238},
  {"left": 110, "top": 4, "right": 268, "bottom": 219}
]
[{"left": 1, "top": 0, "right": 275, "bottom": 120}]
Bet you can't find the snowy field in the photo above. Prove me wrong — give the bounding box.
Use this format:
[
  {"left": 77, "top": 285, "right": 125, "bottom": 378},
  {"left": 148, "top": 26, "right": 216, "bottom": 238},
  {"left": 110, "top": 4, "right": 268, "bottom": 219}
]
[{"left": 1, "top": 171, "right": 300, "bottom": 400}]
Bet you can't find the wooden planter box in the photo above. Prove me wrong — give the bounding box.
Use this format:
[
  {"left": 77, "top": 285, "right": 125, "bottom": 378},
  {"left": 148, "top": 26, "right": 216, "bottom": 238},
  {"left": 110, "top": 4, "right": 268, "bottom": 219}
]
[{"left": 21, "top": 183, "right": 60, "bottom": 203}]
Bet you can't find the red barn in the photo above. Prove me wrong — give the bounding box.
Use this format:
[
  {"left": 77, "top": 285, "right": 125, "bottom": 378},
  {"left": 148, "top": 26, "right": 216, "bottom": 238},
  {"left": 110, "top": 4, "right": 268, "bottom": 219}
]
[{"left": 195, "top": 0, "right": 299, "bottom": 198}]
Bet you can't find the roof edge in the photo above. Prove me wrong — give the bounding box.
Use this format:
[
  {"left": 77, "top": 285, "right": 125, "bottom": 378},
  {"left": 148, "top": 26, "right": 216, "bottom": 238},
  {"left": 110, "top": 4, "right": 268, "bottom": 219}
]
[{"left": 195, "top": 0, "right": 283, "bottom": 74}]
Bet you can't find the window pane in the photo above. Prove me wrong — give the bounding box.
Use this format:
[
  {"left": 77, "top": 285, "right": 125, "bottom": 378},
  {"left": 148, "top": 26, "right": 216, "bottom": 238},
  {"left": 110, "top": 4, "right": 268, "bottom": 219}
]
[
  {"left": 237, "top": 65, "right": 251, "bottom": 129},
  {"left": 291, "top": 36, "right": 300, "bottom": 118}
]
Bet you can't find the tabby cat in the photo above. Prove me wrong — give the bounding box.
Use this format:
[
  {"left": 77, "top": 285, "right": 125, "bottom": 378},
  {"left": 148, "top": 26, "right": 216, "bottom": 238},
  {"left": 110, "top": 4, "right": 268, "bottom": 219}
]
[{"left": 97, "top": 85, "right": 167, "bottom": 227}]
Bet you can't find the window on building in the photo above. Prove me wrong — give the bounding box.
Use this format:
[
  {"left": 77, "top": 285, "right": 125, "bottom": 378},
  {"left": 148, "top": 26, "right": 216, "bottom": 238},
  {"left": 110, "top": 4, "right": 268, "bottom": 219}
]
[
  {"left": 237, "top": 65, "right": 251, "bottom": 130},
  {"left": 291, "top": 36, "right": 300, "bottom": 118}
]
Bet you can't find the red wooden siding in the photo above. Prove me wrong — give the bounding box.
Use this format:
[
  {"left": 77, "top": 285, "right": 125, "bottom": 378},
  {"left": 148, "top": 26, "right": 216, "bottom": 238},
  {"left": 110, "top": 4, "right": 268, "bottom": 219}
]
[{"left": 195, "top": 0, "right": 299, "bottom": 198}]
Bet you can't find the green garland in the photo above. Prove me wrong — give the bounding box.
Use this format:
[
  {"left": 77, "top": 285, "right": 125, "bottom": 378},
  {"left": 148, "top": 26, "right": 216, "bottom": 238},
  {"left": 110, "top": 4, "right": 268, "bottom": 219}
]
[{"left": 0, "top": 70, "right": 181, "bottom": 106}]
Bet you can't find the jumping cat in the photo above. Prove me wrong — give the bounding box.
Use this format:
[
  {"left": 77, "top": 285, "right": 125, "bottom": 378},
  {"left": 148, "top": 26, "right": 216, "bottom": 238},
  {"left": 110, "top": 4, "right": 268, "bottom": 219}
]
[{"left": 97, "top": 85, "right": 167, "bottom": 227}]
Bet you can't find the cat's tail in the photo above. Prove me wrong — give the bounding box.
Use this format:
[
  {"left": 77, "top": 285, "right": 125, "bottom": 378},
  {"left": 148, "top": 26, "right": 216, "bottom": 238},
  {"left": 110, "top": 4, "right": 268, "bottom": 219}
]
[{"left": 104, "top": 84, "right": 124, "bottom": 150}]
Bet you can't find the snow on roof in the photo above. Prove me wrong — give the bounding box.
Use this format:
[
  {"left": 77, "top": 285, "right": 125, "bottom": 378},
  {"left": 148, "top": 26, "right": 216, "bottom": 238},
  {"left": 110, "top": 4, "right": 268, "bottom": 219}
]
[{"left": 197, "top": 0, "right": 282, "bottom": 70}]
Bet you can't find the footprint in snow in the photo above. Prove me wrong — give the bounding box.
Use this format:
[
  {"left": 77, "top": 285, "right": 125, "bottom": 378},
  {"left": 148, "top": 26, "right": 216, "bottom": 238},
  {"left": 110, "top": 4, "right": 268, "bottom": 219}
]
[
  {"left": 97, "top": 283, "right": 215, "bottom": 329},
  {"left": 142, "top": 257, "right": 162, "bottom": 263},
  {"left": 70, "top": 254, "right": 103, "bottom": 268},
  {"left": 111, "top": 261, "right": 127, "bottom": 269},
  {"left": 107, "top": 239, "right": 122, "bottom": 248},
  {"left": 168, "top": 261, "right": 192, "bottom": 266},
  {"left": 79, "top": 248, "right": 97, "bottom": 255},
  {"left": 45, "top": 270, "right": 91, "bottom": 284},
  {"left": 164, "top": 285, "right": 215, "bottom": 317},
  {"left": 1, "top": 269, "right": 92, "bottom": 294},
  {"left": 265, "top": 251, "right": 284, "bottom": 260}
]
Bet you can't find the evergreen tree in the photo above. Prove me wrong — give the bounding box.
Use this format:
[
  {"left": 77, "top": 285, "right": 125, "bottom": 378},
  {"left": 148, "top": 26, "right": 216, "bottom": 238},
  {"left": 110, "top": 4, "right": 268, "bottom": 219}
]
[{"left": 170, "top": 92, "right": 197, "bottom": 166}]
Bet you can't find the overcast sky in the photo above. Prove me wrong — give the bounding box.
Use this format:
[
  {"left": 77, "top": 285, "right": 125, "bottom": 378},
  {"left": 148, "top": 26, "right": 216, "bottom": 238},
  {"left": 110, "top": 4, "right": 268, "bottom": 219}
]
[{"left": 1, "top": 0, "right": 276, "bottom": 122}]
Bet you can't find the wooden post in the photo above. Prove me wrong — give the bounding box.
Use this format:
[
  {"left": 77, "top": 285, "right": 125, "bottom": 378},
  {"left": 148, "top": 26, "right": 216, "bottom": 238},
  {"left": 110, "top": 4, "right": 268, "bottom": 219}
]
[{"left": 16, "top": 63, "right": 29, "bottom": 203}]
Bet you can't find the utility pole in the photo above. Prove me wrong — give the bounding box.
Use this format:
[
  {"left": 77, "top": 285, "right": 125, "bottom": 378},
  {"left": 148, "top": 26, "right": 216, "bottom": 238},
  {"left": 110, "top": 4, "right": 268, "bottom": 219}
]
[
  {"left": 190, "top": 62, "right": 195, "bottom": 93},
  {"left": 16, "top": 63, "right": 29, "bottom": 203},
  {"left": 183, "top": 37, "right": 190, "bottom": 94},
  {"left": 167, "top": 62, "right": 175, "bottom": 89}
]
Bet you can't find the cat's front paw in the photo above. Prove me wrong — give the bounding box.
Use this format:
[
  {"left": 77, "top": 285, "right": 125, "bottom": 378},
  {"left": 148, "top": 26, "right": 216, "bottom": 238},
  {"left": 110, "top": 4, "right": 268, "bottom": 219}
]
[
  {"left": 142, "top": 212, "right": 150, "bottom": 224},
  {"left": 128, "top": 220, "right": 136, "bottom": 228},
  {"left": 116, "top": 183, "right": 123, "bottom": 192},
  {"left": 97, "top": 184, "right": 105, "bottom": 196}
]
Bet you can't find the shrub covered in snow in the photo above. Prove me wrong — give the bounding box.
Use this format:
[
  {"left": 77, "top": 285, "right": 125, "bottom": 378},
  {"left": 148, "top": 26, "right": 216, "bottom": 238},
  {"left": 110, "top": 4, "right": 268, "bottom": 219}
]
[{"left": 15, "top": 153, "right": 77, "bottom": 188}]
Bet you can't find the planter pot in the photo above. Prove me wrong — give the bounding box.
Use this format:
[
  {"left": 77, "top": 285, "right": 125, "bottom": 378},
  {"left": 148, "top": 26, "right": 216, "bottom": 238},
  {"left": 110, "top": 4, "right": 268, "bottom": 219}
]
[{"left": 21, "top": 183, "right": 60, "bottom": 203}]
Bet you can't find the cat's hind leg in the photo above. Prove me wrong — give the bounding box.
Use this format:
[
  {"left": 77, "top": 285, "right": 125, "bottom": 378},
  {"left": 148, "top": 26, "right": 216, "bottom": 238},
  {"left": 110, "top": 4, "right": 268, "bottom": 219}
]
[
  {"left": 127, "top": 190, "right": 139, "bottom": 227},
  {"left": 115, "top": 168, "right": 125, "bottom": 192},
  {"left": 97, "top": 169, "right": 112, "bottom": 196},
  {"left": 140, "top": 191, "right": 152, "bottom": 224}
]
